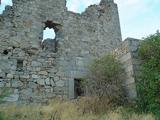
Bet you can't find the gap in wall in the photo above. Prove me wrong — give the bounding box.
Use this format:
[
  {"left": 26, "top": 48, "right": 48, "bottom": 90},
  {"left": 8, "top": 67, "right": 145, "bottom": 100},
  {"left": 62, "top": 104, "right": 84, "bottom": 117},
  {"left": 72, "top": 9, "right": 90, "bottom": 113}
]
[{"left": 42, "top": 27, "right": 56, "bottom": 42}]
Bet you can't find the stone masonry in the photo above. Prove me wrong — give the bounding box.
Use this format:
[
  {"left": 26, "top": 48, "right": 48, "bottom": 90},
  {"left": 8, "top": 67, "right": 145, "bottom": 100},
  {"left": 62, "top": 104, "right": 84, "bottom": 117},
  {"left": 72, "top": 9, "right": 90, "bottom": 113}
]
[
  {"left": 112, "top": 38, "right": 141, "bottom": 99},
  {"left": 0, "top": 0, "right": 140, "bottom": 102}
]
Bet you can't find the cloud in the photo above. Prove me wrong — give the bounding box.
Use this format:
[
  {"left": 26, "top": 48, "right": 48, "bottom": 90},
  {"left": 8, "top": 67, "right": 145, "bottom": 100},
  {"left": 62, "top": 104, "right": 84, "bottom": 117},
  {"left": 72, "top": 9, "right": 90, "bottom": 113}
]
[
  {"left": 125, "top": 0, "right": 139, "bottom": 5},
  {"left": 66, "top": 0, "right": 100, "bottom": 13},
  {"left": 114, "top": 0, "right": 160, "bottom": 39},
  {"left": 43, "top": 28, "right": 56, "bottom": 40},
  {"left": 1, "top": 0, "right": 12, "bottom": 5},
  {"left": 0, "top": 0, "right": 12, "bottom": 13}
]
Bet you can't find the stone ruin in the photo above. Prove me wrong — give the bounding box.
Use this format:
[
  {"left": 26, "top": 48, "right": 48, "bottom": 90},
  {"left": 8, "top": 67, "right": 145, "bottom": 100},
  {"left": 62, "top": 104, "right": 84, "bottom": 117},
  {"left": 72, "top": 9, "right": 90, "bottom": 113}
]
[{"left": 0, "top": 0, "right": 140, "bottom": 103}]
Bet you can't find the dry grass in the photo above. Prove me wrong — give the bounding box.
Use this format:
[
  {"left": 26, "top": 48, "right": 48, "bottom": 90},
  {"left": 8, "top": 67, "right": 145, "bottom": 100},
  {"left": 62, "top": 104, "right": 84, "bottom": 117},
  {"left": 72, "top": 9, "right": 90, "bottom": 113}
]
[{"left": 0, "top": 97, "right": 155, "bottom": 120}]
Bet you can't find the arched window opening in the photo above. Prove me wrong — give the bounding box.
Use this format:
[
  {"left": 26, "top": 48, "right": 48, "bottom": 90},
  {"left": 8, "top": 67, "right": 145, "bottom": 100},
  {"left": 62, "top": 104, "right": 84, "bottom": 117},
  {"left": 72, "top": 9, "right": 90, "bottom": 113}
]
[
  {"left": 43, "top": 27, "right": 56, "bottom": 41},
  {"left": 41, "top": 20, "right": 61, "bottom": 53}
]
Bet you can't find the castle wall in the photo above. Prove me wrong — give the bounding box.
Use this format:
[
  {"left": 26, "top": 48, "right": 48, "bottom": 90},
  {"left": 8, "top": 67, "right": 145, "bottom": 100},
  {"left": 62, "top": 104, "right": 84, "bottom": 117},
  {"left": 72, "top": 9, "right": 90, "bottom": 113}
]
[
  {"left": 0, "top": 0, "right": 122, "bottom": 102},
  {"left": 112, "top": 38, "right": 141, "bottom": 99}
]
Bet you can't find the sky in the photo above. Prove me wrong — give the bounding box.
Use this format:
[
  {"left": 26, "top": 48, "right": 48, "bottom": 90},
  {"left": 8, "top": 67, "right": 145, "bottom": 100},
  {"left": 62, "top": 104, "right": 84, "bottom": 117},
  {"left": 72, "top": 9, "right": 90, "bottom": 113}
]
[
  {"left": 43, "top": 28, "right": 55, "bottom": 40},
  {"left": 0, "top": 0, "right": 160, "bottom": 40}
]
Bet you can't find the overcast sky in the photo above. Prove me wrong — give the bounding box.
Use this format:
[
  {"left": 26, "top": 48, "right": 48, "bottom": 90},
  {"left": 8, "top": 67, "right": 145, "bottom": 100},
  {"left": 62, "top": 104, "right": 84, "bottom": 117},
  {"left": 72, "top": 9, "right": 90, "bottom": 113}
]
[{"left": 0, "top": 0, "right": 160, "bottom": 40}]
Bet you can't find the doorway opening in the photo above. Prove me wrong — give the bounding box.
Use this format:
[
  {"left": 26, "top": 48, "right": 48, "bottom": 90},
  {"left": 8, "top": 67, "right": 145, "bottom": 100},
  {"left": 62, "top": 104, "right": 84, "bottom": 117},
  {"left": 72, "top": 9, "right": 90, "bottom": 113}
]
[{"left": 74, "top": 78, "right": 85, "bottom": 98}]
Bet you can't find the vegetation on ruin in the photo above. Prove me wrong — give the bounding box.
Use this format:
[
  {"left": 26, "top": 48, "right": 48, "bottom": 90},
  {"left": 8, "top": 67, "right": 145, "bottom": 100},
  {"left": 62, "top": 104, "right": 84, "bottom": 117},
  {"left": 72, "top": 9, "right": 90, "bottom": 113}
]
[
  {"left": 85, "top": 54, "right": 125, "bottom": 110},
  {"left": 0, "top": 97, "right": 155, "bottom": 120},
  {"left": 136, "top": 31, "right": 160, "bottom": 119},
  {"left": 0, "top": 52, "right": 157, "bottom": 120},
  {"left": 0, "top": 88, "right": 9, "bottom": 103}
]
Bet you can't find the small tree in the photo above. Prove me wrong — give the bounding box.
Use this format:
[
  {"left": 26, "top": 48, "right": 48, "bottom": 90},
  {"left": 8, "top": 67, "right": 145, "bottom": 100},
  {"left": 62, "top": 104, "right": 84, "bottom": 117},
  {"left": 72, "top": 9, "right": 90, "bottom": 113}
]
[
  {"left": 137, "top": 31, "right": 160, "bottom": 118},
  {"left": 85, "top": 54, "right": 125, "bottom": 106}
]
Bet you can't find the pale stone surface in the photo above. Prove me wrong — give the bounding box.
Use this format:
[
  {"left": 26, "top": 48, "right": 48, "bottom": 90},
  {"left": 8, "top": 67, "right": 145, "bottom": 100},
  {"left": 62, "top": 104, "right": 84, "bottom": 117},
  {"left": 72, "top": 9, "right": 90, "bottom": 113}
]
[
  {"left": 12, "top": 80, "right": 23, "bottom": 88},
  {"left": 3, "top": 94, "right": 19, "bottom": 102},
  {"left": 37, "top": 79, "right": 45, "bottom": 85},
  {"left": 39, "top": 71, "right": 48, "bottom": 76},
  {"left": 20, "top": 75, "right": 30, "bottom": 79},
  {"left": 7, "top": 74, "right": 13, "bottom": 79},
  {"left": 32, "top": 74, "right": 39, "bottom": 79},
  {"left": 44, "top": 78, "right": 50, "bottom": 85},
  {"left": 112, "top": 38, "right": 141, "bottom": 99},
  {"left": 56, "top": 80, "right": 65, "bottom": 87}
]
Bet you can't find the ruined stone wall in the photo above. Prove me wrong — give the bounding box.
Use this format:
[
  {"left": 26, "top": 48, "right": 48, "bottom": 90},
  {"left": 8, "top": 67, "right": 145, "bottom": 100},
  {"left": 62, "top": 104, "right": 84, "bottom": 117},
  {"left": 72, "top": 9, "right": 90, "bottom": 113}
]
[
  {"left": 112, "top": 38, "right": 141, "bottom": 99},
  {"left": 0, "top": 0, "right": 122, "bottom": 102},
  {"left": 59, "top": 1, "right": 122, "bottom": 98}
]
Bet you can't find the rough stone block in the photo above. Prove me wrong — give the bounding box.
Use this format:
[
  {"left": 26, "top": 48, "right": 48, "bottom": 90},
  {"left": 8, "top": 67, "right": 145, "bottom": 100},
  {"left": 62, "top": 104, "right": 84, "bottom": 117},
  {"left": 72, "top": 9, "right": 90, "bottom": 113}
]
[
  {"left": 12, "top": 80, "right": 23, "bottom": 88},
  {"left": 45, "top": 78, "right": 50, "bottom": 85},
  {"left": 20, "top": 75, "right": 30, "bottom": 79},
  {"left": 32, "top": 74, "right": 39, "bottom": 79},
  {"left": 56, "top": 80, "right": 65, "bottom": 87},
  {"left": 37, "top": 79, "right": 45, "bottom": 85},
  {"left": 31, "top": 61, "right": 42, "bottom": 67},
  {"left": 3, "top": 94, "right": 19, "bottom": 102},
  {"left": 39, "top": 71, "right": 48, "bottom": 76}
]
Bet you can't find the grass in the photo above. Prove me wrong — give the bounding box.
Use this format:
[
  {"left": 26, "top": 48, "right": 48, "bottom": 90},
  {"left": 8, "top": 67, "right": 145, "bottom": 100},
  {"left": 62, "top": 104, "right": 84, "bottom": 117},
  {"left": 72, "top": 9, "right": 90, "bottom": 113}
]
[{"left": 0, "top": 97, "right": 155, "bottom": 120}]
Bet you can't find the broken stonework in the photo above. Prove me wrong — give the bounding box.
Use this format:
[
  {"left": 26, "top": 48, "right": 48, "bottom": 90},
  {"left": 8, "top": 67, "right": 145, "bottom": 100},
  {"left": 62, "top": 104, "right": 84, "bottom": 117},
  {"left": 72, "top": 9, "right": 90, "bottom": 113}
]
[
  {"left": 0, "top": 0, "right": 140, "bottom": 102},
  {"left": 112, "top": 38, "right": 141, "bottom": 99}
]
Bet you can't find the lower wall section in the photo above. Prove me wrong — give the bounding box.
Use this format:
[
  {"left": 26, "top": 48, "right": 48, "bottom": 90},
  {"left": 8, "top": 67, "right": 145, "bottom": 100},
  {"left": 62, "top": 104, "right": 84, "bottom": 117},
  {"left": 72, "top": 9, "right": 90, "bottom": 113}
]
[
  {"left": 0, "top": 38, "right": 141, "bottom": 102},
  {"left": 0, "top": 46, "right": 69, "bottom": 103}
]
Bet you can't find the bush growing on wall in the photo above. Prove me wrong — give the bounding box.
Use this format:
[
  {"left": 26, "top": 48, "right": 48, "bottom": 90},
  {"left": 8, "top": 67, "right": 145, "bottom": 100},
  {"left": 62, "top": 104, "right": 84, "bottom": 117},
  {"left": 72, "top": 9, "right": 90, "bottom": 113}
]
[
  {"left": 137, "top": 31, "right": 160, "bottom": 118},
  {"left": 85, "top": 54, "right": 125, "bottom": 108}
]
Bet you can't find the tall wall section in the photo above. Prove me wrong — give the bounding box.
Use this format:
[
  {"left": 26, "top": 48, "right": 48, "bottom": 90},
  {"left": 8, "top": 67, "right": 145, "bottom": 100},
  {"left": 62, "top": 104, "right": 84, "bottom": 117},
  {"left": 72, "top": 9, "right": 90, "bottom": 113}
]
[
  {"left": 0, "top": 0, "right": 122, "bottom": 102},
  {"left": 112, "top": 38, "right": 141, "bottom": 99}
]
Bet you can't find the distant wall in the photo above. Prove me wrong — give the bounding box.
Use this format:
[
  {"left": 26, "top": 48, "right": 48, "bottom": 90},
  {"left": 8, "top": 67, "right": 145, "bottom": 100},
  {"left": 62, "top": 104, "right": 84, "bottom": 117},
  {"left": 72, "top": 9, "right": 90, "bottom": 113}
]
[{"left": 112, "top": 38, "right": 141, "bottom": 99}]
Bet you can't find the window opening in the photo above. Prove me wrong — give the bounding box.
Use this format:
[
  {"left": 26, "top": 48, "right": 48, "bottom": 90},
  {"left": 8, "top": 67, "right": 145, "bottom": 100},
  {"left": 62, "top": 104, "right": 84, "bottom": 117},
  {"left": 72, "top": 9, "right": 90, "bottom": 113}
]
[
  {"left": 17, "top": 60, "right": 23, "bottom": 71},
  {"left": 41, "top": 20, "right": 61, "bottom": 52},
  {"left": 43, "top": 27, "right": 56, "bottom": 41}
]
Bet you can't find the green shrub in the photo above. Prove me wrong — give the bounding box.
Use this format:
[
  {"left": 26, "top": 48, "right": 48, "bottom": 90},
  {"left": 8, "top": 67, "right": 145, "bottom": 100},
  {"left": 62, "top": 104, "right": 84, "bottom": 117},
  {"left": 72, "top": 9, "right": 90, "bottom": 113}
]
[
  {"left": 85, "top": 54, "right": 125, "bottom": 109},
  {"left": 0, "top": 113, "right": 10, "bottom": 120},
  {"left": 0, "top": 88, "right": 9, "bottom": 103},
  {"left": 0, "top": 113, "right": 5, "bottom": 120},
  {"left": 136, "top": 31, "right": 160, "bottom": 119},
  {"left": 0, "top": 88, "right": 11, "bottom": 120}
]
